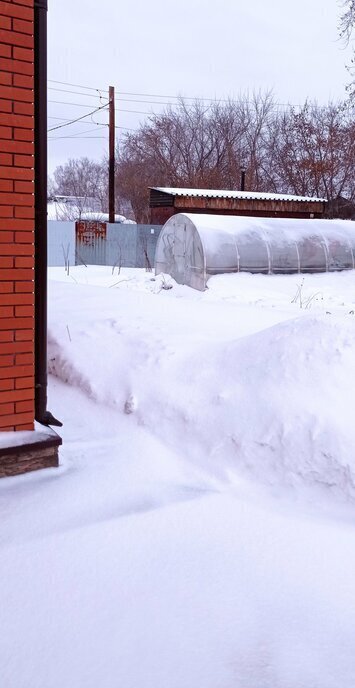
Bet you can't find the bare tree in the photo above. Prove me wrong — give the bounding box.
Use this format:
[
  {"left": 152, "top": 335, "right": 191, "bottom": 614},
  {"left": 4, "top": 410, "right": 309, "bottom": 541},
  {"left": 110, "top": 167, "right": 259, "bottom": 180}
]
[
  {"left": 49, "top": 157, "right": 108, "bottom": 219},
  {"left": 339, "top": 0, "right": 355, "bottom": 99},
  {"left": 270, "top": 101, "right": 355, "bottom": 212},
  {"left": 55, "top": 92, "right": 355, "bottom": 223}
]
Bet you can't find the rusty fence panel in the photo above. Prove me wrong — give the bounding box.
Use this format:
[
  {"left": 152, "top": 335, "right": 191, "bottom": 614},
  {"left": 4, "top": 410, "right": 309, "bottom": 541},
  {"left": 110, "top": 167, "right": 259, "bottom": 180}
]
[{"left": 75, "top": 223, "right": 162, "bottom": 268}]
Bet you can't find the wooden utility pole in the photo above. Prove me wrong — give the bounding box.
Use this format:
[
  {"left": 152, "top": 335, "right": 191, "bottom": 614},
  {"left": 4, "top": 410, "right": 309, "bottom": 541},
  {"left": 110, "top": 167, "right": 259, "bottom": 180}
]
[{"left": 108, "top": 85, "right": 115, "bottom": 223}]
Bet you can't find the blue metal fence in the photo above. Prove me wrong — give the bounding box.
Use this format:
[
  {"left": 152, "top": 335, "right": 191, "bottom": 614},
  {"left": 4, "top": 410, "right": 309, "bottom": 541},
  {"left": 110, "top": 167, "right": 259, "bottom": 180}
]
[{"left": 47, "top": 222, "right": 162, "bottom": 269}]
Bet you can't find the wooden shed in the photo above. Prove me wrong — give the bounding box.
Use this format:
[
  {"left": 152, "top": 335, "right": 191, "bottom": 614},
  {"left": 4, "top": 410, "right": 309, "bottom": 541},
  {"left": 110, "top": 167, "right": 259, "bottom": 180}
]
[{"left": 149, "top": 187, "right": 328, "bottom": 224}]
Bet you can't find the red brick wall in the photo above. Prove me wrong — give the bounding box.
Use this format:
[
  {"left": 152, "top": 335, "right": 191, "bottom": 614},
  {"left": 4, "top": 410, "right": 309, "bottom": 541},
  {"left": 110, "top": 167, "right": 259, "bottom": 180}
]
[{"left": 0, "top": 0, "right": 35, "bottom": 431}]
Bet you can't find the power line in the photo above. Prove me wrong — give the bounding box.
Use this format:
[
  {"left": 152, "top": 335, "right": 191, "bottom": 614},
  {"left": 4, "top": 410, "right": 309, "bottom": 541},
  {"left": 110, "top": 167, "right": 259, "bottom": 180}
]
[
  {"left": 48, "top": 78, "right": 295, "bottom": 108},
  {"left": 48, "top": 86, "right": 107, "bottom": 100},
  {"left": 51, "top": 125, "right": 108, "bottom": 138},
  {"left": 48, "top": 115, "right": 107, "bottom": 125},
  {"left": 116, "top": 108, "right": 156, "bottom": 115},
  {"left": 47, "top": 103, "right": 109, "bottom": 132},
  {"left": 48, "top": 136, "right": 107, "bottom": 141},
  {"left": 48, "top": 116, "right": 132, "bottom": 131},
  {"left": 48, "top": 78, "right": 346, "bottom": 112},
  {"left": 48, "top": 78, "right": 109, "bottom": 93},
  {"left": 48, "top": 99, "right": 107, "bottom": 109}
]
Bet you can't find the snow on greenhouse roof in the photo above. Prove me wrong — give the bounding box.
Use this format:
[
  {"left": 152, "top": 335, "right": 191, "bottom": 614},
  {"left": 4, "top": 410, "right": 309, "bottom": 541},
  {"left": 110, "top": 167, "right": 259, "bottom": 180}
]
[{"left": 152, "top": 187, "right": 327, "bottom": 204}]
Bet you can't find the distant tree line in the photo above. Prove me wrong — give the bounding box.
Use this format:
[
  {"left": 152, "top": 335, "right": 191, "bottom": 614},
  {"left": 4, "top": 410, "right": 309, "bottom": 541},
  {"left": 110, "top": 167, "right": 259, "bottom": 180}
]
[{"left": 50, "top": 93, "right": 355, "bottom": 222}]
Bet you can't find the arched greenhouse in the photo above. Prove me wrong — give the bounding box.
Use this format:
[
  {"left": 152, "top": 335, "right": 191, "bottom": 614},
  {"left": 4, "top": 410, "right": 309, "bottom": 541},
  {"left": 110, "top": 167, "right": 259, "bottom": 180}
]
[{"left": 154, "top": 213, "right": 355, "bottom": 291}]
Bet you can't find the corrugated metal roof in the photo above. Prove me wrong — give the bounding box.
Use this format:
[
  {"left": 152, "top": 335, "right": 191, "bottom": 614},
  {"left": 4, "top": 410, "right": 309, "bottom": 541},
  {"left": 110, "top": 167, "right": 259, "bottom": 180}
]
[{"left": 151, "top": 187, "right": 327, "bottom": 204}]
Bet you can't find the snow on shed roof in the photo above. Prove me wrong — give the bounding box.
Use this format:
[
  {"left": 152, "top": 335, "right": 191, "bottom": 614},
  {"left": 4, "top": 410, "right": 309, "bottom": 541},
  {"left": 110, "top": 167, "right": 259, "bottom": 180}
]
[{"left": 151, "top": 187, "right": 327, "bottom": 204}]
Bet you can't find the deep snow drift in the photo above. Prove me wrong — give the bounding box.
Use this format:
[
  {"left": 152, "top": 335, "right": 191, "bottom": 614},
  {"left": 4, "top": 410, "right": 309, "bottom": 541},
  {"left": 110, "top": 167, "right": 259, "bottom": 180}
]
[
  {"left": 1, "top": 266, "right": 355, "bottom": 688},
  {"left": 48, "top": 266, "right": 355, "bottom": 500}
]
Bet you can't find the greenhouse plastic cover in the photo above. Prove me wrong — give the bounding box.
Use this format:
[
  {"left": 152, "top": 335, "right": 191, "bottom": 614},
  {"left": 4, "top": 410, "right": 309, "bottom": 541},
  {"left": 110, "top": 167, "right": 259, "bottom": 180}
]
[{"left": 155, "top": 213, "right": 355, "bottom": 290}]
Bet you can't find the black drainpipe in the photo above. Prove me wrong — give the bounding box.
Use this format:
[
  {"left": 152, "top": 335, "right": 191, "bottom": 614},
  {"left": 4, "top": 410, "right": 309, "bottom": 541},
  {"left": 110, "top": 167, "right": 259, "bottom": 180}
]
[{"left": 34, "top": 0, "right": 62, "bottom": 427}]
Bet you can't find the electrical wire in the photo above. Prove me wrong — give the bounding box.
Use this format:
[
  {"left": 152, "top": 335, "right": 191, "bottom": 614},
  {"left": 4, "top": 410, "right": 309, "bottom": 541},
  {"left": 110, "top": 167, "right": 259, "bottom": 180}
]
[
  {"left": 48, "top": 115, "right": 107, "bottom": 125},
  {"left": 48, "top": 136, "right": 106, "bottom": 141},
  {"left": 47, "top": 78, "right": 293, "bottom": 107},
  {"left": 48, "top": 86, "right": 105, "bottom": 99},
  {"left": 48, "top": 79, "right": 109, "bottom": 93},
  {"left": 48, "top": 78, "right": 343, "bottom": 112},
  {"left": 47, "top": 103, "right": 109, "bottom": 131},
  {"left": 50, "top": 125, "right": 108, "bottom": 138},
  {"left": 48, "top": 99, "right": 108, "bottom": 109}
]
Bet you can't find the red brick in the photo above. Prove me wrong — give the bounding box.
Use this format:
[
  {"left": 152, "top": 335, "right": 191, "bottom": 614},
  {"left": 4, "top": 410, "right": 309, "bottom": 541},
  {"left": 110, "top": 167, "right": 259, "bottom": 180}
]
[
  {"left": 0, "top": 258, "right": 13, "bottom": 270},
  {"left": 0, "top": 100, "right": 12, "bottom": 114},
  {"left": 15, "top": 352, "right": 32, "bottom": 364},
  {"left": 0, "top": 84, "right": 33, "bottom": 103},
  {"left": 14, "top": 128, "right": 33, "bottom": 142},
  {"left": 0, "top": 207, "right": 14, "bottom": 218},
  {"left": 0, "top": 232, "right": 13, "bottom": 244},
  {"left": 16, "top": 400, "right": 34, "bottom": 414},
  {"left": 0, "top": 112, "right": 33, "bottom": 128},
  {"left": 13, "top": 101, "right": 34, "bottom": 116},
  {"left": 0, "top": 387, "right": 33, "bottom": 401},
  {"left": 0, "top": 305, "right": 13, "bottom": 317},
  {"left": 0, "top": 57, "right": 33, "bottom": 76},
  {"left": 13, "top": 46, "right": 33, "bottom": 62},
  {"left": 14, "top": 0, "right": 33, "bottom": 6},
  {"left": 0, "top": 219, "right": 33, "bottom": 231},
  {"left": 12, "top": 18, "right": 33, "bottom": 35},
  {"left": 15, "top": 376, "right": 33, "bottom": 389},
  {"left": 0, "top": 338, "right": 33, "bottom": 352},
  {"left": 0, "top": 2, "right": 33, "bottom": 21},
  {"left": 0, "top": 402, "right": 15, "bottom": 416},
  {"left": 0, "top": 331, "right": 13, "bottom": 343},
  {"left": 0, "top": 44, "right": 11, "bottom": 58},
  {"left": 0, "top": 72, "right": 12, "bottom": 85},
  {"left": 13, "top": 73, "right": 33, "bottom": 89},
  {"left": 0, "top": 318, "right": 34, "bottom": 330},
  {"left": 0, "top": 304, "right": 33, "bottom": 319},
  {"left": 14, "top": 180, "right": 34, "bottom": 193},
  {"left": 0, "top": 411, "right": 34, "bottom": 426},
  {"left": 0, "top": 283, "right": 13, "bottom": 295},
  {"left": 14, "top": 330, "right": 33, "bottom": 342},
  {"left": 0, "top": 244, "right": 33, "bottom": 257},
  {"left": 0, "top": 167, "right": 33, "bottom": 180},
  {"left": 0, "top": 193, "right": 33, "bottom": 207},
  {"left": 0, "top": 354, "right": 14, "bottom": 367},
  {"left": 15, "top": 423, "right": 34, "bottom": 431},
  {"left": 15, "top": 282, "right": 34, "bottom": 293},
  {"left": 14, "top": 258, "right": 33, "bottom": 269},
  {"left": 0, "top": 139, "right": 34, "bottom": 155},
  {"left": 0, "top": 16, "right": 11, "bottom": 30},
  {"left": 0, "top": 364, "right": 34, "bottom": 379},
  {"left": 15, "top": 232, "right": 34, "bottom": 244},
  {"left": 0, "top": 126, "right": 12, "bottom": 139},
  {"left": 14, "top": 154, "right": 34, "bottom": 168},
  {"left": 0, "top": 379, "right": 14, "bottom": 391},
  {"left": 0, "top": 180, "right": 13, "bottom": 192},
  {"left": 15, "top": 206, "right": 34, "bottom": 218},
  {"left": 0, "top": 153, "right": 13, "bottom": 165},
  {"left": 0, "top": 29, "right": 33, "bottom": 49}
]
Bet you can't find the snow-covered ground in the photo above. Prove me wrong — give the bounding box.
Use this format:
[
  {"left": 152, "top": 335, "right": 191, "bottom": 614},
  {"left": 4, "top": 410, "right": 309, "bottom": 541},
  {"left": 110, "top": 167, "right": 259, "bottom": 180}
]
[{"left": 2, "top": 266, "right": 355, "bottom": 687}]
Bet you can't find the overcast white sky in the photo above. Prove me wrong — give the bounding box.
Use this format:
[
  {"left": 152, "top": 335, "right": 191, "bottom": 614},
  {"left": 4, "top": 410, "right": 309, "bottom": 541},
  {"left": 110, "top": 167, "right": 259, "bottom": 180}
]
[{"left": 47, "top": 0, "right": 352, "bottom": 175}]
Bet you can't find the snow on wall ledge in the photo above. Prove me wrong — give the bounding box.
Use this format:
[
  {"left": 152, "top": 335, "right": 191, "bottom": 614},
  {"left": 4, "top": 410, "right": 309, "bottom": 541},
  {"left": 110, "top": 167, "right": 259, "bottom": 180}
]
[{"left": 47, "top": 270, "right": 355, "bottom": 503}]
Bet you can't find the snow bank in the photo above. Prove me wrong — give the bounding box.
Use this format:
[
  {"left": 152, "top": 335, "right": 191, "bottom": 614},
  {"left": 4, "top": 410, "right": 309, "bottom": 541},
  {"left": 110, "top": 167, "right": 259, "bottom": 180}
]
[
  {"left": 48, "top": 267, "right": 355, "bottom": 500},
  {"left": 2, "top": 266, "right": 355, "bottom": 688}
]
